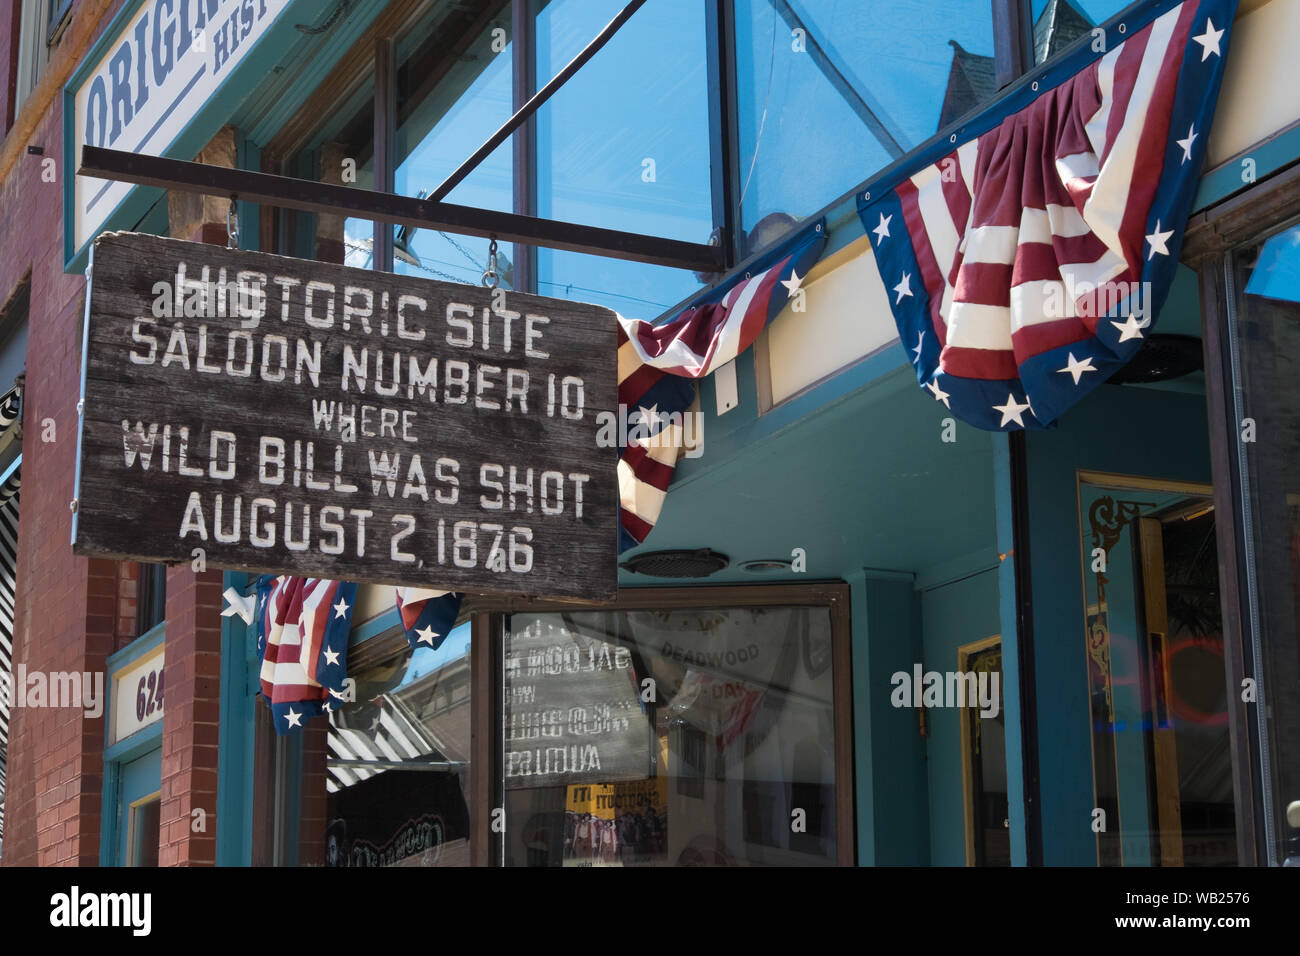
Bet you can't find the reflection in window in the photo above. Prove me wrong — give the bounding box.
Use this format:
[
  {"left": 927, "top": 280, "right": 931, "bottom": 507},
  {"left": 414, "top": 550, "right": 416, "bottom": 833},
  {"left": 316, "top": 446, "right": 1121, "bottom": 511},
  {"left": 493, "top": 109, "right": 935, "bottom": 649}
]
[
  {"left": 324, "top": 623, "right": 472, "bottom": 867},
  {"left": 534, "top": 0, "right": 713, "bottom": 316},
  {"left": 1032, "top": 0, "right": 1132, "bottom": 64},
  {"left": 128, "top": 796, "right": 160, "bottom": 867},
  {"left": 734, "top": 0, "right": 995, "bottom": 257},
  {"left": 390, "top": 2, "right": 515, "bottom": 286},
  {"left": 329, "top": 1, "right": 515, "bottom": 282},
  {"left": 1078, "top": 478, "right": 1234, "bottom": 865},
  {"left": 1230, "top": 221, "right": 1300, "bottom": 865},
  {"left": 503, "top": 606, "right": 838, "bottom": 866}
]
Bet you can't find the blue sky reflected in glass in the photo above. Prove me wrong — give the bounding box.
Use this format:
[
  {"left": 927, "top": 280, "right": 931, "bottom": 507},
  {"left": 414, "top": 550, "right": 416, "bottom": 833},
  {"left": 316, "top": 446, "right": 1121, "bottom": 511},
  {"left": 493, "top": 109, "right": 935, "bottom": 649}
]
[
  {"left": 534, "top": 0, "right": 713, "bottom": 318},
  {"left": 397, "top": 621, "right": 473, "bottom": 691},
  {"left": 735, "top": 0, "right": 994, "bottom": 248},
  {"left": 345, "top": 13, "right": 516, "bottom": 288}
]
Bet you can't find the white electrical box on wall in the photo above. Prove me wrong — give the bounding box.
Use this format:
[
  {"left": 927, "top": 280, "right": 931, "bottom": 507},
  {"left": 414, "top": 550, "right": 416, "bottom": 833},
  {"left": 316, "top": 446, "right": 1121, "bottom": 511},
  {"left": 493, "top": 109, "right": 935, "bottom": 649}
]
[{"left": 714, "top": 360, "right": 738, "bottom": 415}]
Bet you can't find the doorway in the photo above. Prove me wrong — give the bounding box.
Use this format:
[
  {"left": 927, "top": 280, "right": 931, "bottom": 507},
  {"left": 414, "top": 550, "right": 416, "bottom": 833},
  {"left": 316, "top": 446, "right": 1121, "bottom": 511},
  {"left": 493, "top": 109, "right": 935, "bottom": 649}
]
[
  {"left": 116, "top": 749, "right": 161, "bottom": 867},
  {"left": 1078, "top": 473, "right": 1235, "bottom": 866}
]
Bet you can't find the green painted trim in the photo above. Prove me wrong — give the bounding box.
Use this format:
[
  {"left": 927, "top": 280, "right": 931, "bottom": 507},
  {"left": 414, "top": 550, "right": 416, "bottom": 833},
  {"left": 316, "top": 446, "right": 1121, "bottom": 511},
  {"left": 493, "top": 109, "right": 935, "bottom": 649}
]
[
  {"left": 105, "top": 620, "right": 165, "bottom": 675},
  {"left": 238, "top": 0, "right": 388, "bottom": 148},
  {"left": 671, "top": 353, "right": 913, "bottom": 495},
  {"left": 99, "top": 757, "right": 121, "bottom": 866},
  {"left": 1192, "top": 126, "right": 1300, "bottom": 213},
  {"left": 100, "top": 619, "right": 165, "bottom": 866},
  {"left": 237, "top": 135, "right": 260, "bottom": 252},
  {"left": 993, "top": 435, "right": 1028, "bottom": 867},
  {"left": 103, "top": 719, "right": 163, "bottom": 765},
  {"left": 216, "top": 570, "right": 255, "bottom": 865},
  {"left": 846, "top": 569, "right": 874, "bottom": 866},
  {"left": 100, "top": 737, "right": 161, "bottom": 866}
]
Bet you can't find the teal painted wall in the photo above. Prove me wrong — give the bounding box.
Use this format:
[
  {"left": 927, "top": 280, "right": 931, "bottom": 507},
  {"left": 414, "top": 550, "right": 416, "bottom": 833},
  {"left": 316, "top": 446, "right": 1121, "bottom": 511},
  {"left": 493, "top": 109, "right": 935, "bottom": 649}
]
[
  {"left": 852, "top": 572, "right": 930, "bottom": 865},
  {"left": 1025, "top": 384, "right": 1212, "bottom": 865},
  {"left": 921, "top": 568, "right": 1002, "bottom": 866}
]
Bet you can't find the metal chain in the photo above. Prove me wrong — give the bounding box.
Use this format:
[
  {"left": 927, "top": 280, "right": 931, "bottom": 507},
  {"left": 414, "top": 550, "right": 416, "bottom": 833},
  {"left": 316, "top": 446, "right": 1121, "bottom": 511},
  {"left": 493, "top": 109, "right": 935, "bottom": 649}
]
[
  {"left": 227, "top": 195, "right": 239, "bottom": 250},
  {"left": 481, "top": 237, "right": 500, "bottom": 289}
]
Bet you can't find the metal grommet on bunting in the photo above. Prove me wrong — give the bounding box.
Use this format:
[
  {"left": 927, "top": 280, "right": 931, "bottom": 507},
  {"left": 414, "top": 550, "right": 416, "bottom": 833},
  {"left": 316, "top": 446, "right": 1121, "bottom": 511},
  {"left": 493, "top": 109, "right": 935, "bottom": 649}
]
[
  {"left": 863, "top": 191, "right": 871, "bottom": 202},
  {"left": 1118, "top": 22, "right": 1126, "bottom": 33},
  {"left": 950, "top": 133, "right": 957, "bottom": 143},
  {"left": 481, "top": 237, "right": 500, "bottom": 289},
  {"left": 745, "top": 272, "right": 751, "bottom": 279},
  {"left": 815, "top": 223, "right": 823, "bottom": 232},
  {"left": 1031, "top": 80, "right": 1039, "bottom": 92}
]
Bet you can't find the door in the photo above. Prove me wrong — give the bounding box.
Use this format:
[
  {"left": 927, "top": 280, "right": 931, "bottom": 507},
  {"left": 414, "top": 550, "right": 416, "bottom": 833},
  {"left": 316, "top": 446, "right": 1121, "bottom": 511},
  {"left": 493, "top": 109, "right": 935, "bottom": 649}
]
[
  {"left": 1080, "top": 475, "right": 1235, "bottom": 865},
  {"left": 117, "top": 748, "right": 161, "bottom": 867}
]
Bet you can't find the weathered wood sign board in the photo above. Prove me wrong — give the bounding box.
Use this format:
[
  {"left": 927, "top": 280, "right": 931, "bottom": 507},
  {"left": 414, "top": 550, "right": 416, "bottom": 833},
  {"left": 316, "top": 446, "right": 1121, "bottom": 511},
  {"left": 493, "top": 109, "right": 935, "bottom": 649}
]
[{"left": 73, "top": 232, "right": 618, "bottom": 600}]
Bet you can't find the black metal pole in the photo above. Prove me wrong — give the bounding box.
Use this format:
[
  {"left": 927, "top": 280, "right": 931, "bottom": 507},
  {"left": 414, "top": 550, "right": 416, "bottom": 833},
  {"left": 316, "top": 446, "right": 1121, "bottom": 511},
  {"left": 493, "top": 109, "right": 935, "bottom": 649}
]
[
  {"left": 374, "top": 35, "right": 396, "bottom": 272},
  {"left": 512, "top": 0, "right": 536, "bottom": 293},
  {"left": 78, "top": 145, "right": 725, "bottom": 273},
  {"left": 429, "top": 0, "right": 647, "bottom": 202}
]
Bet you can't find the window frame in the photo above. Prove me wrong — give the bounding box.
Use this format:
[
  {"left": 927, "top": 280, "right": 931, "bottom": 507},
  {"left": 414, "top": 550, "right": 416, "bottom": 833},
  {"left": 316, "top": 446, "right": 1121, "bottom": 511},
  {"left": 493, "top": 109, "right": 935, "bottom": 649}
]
[
  {"left": 465, "top": 580, "right": 855, "bottom": 866},
  {"left": 1182, "top": 160, "right": 1300, "bottom": 866},
  {"left": 267, "top": 0, "right": 1089, "bottom": 320}
]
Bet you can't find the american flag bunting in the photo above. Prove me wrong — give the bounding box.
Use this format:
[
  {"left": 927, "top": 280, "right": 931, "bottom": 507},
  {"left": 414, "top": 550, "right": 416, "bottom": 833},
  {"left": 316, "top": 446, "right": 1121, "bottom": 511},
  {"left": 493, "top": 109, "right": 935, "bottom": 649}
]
[{"left": 859, "top": 0, "right": 1235, "bottom": 429}]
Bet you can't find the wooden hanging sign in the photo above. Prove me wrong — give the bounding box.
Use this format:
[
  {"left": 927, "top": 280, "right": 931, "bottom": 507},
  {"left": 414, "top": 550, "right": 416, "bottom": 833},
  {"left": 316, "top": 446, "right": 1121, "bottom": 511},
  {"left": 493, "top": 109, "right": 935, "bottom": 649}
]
[{"left": 72, "top": 232, "right": 619, "bottom": 600}]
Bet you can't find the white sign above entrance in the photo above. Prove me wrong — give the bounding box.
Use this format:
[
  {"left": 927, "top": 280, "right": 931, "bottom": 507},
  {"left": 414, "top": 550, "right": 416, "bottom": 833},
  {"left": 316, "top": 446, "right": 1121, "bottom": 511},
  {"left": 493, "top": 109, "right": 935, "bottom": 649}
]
[
  {"left": 110, "top": 643, "right": 166, "bottom": 746},
  {"left": 66, "top": 0, "right": 290, "bottom": 259}
]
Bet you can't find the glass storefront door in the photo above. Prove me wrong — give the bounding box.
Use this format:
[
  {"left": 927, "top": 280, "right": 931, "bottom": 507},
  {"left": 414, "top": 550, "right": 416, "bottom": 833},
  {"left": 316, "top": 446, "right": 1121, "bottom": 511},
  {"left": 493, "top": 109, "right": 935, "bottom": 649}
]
[
  {"left": 1078, "top": 474, "right": 1236, "bottom": 865},
  {"left": 1225, "top": 221, "right": 1300, "bottom": 865}
]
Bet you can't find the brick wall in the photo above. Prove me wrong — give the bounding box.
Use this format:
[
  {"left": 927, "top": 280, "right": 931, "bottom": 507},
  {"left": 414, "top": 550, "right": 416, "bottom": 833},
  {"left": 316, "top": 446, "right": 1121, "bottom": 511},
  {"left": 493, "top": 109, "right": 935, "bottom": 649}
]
[
  {"left": 158, "top": 565, "right": 223, "bottom": 867},
  {"left": 1, "top": 0, "right": 146, "bottom": 868},
  {"left": 153, "top": 126, "right": 238, "bottom": 867},
  {"left": 1, "top": 100, "right": 118, "bottom": 867}
]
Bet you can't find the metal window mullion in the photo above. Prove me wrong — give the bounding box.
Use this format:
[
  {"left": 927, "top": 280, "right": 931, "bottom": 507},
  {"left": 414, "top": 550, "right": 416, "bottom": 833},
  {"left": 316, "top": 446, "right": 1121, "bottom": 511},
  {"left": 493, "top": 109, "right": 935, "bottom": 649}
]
[
  {"left": 513, "top": 0, "right": 537, "bottom": 293},
  {"left": 707, "top": 0, "right": 741, "bottom": 270},
  {"left": 993, "top": 0, "right": 1034, "bottom": 89},
  {"left": 374, "top": 35, "right": 397, "bottom": 274}
]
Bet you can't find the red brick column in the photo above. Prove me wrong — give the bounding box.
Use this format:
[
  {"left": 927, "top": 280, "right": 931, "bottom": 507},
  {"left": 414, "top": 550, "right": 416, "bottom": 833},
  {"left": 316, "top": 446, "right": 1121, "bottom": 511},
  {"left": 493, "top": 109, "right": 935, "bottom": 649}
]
[
  {"left": 158, "top": 565, "right": 224, "bottom": 866},
  {"left": 154, "top": 126, "right": 236, "bottom": 867},
  {"left": 299, "top": 721, "right": 330, "bottom": 865}
]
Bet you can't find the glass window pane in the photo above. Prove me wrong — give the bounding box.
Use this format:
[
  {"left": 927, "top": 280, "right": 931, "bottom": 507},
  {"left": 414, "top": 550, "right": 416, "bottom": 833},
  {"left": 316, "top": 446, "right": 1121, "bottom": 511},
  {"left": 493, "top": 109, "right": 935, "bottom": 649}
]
[
  {"left": 325, "top": 2, "right": 516, "bottom": 282},
  {"left": 324, "top": 623, "right": 473, "bottom": 867},
  {"left": 129, "top": 797, "right": 160, "bottom": 867},
  {"left": 392, "top": 2, "right": 516, "bottom": 286},
  {"left": 1230, "top": 222, "right": 1300, "bottom": 865},
  {"left": 535, "top": 0, "right": 713, "bottom": 315},
  {"left": 734, "top": 0, "right": 995, "bottom": 256},
  {"left": 502, "top": 605, "right": 839, "bottom": 866}
]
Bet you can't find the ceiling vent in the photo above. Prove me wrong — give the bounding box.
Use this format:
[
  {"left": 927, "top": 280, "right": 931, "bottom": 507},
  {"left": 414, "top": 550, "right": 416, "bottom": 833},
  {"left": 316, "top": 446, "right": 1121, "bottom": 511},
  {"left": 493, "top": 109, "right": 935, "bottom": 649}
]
[
  {"left": 619, "top": 549, "right": 730, "bottom": 578},
  {"left": 1109, "top": 334, "right": 1203, "bottom": 384}
]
